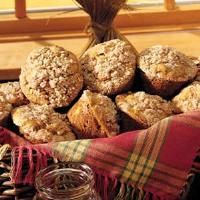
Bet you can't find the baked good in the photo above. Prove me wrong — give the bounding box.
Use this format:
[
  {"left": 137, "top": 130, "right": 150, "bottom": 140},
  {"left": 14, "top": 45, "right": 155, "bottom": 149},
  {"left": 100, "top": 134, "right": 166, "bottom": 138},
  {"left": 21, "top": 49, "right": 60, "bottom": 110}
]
[
  {"left": 172, "top": 81, "right": 200, "bottom": 113},
  {"left": 186, "top": 56, "right": 200, "bottom": 81},
  {"left": 116, "top": 92, "right": 173, "bottom": 130},
  {"left": 0, "top": 93, "right": 12, "bottom": 126},
  {"left": 138, "top": 45, "right": 198, "bottom": 98},
  {"left": 0, "top": 81, "right": 28, "bottom": 107},
  {"left": 12, "top": 104, "right": 75, "bottom": 144},
  {"left": 194, "top": 57, "right": 200, "bottom": 81},
  {"left": 195, "top": 70, "right": 200, "bottom": 82},
  {"left": 20, "top": 46, "right": 83, "bottom": 108},
  {"left": 80, "top": 39, "right": 137, "bottom": 95},
  {"left": 67, "top": 90, "right": 119, "bottom": 139},
  {"left": 190, "top": 56, "right": 200, "bottom": 67}
]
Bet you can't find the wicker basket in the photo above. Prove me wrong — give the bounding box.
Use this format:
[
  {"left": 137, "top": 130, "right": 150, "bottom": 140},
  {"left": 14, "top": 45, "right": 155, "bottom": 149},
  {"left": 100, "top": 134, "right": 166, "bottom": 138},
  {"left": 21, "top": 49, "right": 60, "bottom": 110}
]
[
  {"left": 0, "top": 144, "right": 55, "bottom": 200},
  {"left": 0, "top": 144, "right": 35, "bottom": 199}
]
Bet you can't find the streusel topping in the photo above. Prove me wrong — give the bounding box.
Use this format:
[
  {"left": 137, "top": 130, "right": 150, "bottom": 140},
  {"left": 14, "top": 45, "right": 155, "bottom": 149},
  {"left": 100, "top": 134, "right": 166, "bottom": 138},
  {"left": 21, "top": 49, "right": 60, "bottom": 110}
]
[
  {"left": 0, "top": 82, "right": 28, "bottom": 106},
  {"left": 194, "top": 57, "right": 200, "bottom": 81},
  {"left": 80, "top": 39, "right": 136, "bottom": 95},
  {"left": 20, "top": 46, "right": 83, "bottom": 108},
  {"left": 0, "top": 93, "right": 12, "bottom": 124},
  {"left": 83, "top": 90, "right": 119, "bottom": 136},
  {"left": 172, "top": 81, "right": 200, "bottom": 113},
  {"left": 138, "top": 45, "right": 197, "bottom": 81},
  {"left": 12, "top": 104, "right": 75, "bottom": 143},
  {"left": 68, "top": 90, "right": 119, "bottom": 138},
  {"left": 116, "top": 92, "right": 173, "bottom": 127},
  {"left": 190, "top": 56, "right": 200, "bottom": 67},
  {"left": 195, "top": 70, "right": 200, "bottom": 82},
  {"left": 187, "top": 56, "right": 200, "bottom": 81}
]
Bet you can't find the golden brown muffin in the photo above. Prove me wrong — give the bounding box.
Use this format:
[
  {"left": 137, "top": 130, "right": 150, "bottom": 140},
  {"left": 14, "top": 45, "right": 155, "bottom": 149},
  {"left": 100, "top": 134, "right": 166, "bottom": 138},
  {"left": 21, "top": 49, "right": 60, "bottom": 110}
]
[
  {"left": 67, "top": 90, "right": 119, "bottom": 139},
  {"left": 189, "top": 56, "right": 200, "bottom": 67},
  {"left": 189, "top": 56, "right": 200, "bottom": 81},
  {"left": 80, "top": 39, "right": 137, "bottom": 95},
  {"left": 172, "top": 81, "right": 200, "bottom": 113},
  {"left": 194, "top": 57, "right": 200, "bottom": 81},
  {"left": 12, "top": 104, "right": 75, "bottom": 144},
  {"left": 195, "top": 70, "right": 200, "bottom": 82},
  {"left": 0, "top": 81, "right": 28, "bottom": 107},
  {"left": 116, "top": 92, "right": 173, "bottom": 130},
  {"left": 20, "top": 46, "right": 83, "bottom": 108},
  {"left": 0, "top": 93, "right": 12, "bottom": 126},
  {"left": 138, "top": 45, "right": 198, "bottom": 98}
]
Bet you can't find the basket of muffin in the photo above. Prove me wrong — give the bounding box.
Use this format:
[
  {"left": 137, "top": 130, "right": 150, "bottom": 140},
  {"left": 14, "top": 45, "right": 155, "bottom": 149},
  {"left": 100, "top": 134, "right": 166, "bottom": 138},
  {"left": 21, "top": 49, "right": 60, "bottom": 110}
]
[{"left": 0, "top": 39, "right": 200, "bottom": 198}]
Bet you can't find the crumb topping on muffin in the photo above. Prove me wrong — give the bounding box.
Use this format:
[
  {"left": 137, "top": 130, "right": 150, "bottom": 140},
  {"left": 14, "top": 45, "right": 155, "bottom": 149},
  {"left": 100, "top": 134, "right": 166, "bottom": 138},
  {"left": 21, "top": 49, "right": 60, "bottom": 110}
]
[
  {"left": 172, "top": 81, "right": 200, "bottom": 113},
  {"left": 67, "top": 90, "right": 119, "bottom": 138},
  {"left": 138, "top": 45, "right": 197, "bottom": 81},
  {"left": 0, "top": 93, "right": 12, "bottom": 124},
  {"left": 190, "top": 56, "right": 200, "bottom": 67},
  {"left": 116, "top": 92, "right": 173, "bottom": 127},
  {"left": 83, "top": 90, "right": 119, "bottom": 136},
  {"left": 0, "top": 82, "right": 28, "bottom": 106},
  {"left": 195, "top": 70, "right": 200, "bottom": 82},
  {"left": 80, "top": 39, "right": 136, "bottom": 95},
  {"left": 20, "top": 46, "right": 83, "bottom": 108},
  {"left": 12, "top": 104, "right": 75, "bottom": 143}
]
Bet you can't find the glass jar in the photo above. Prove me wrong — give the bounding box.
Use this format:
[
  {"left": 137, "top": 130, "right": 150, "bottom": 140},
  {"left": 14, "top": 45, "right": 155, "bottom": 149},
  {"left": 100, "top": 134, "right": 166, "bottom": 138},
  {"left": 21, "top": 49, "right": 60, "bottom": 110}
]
[{"left": 34, "top": 162, "right": 100, "bottom": 200}]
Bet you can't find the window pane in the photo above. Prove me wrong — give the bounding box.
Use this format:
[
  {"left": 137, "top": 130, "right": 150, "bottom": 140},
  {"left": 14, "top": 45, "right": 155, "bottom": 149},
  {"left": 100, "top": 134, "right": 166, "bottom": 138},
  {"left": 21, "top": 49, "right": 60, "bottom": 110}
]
[
  {"left": 23, "top": 0, "right": 165, "bottom": 15},
  {"left": 26, "top": 0, "right": 164, "bottom": 8},
  {"left": 26, "top": 0, "right": 164, "bottom": 9},
  {"left": 176, "top": 0, "right": 200, "bottom": 4},
  {"left": 0, "top": 0, "right": 164, "bottom": 14},
  {"left": 128, "top": 0, "right": 163, "bottom": 6},
  {"left": 0, "top": 0, "right": 14, "bottom": 10},
  {"left": 26, "top": 0, "right": 75, "bottom": 8}
]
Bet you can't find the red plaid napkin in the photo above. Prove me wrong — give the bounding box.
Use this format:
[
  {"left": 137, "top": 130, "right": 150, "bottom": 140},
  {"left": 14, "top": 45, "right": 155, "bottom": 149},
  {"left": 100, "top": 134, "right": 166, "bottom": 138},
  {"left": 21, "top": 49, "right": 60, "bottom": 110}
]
[{"left": 1, "top": 111, "right": 200, "bottom": 200}]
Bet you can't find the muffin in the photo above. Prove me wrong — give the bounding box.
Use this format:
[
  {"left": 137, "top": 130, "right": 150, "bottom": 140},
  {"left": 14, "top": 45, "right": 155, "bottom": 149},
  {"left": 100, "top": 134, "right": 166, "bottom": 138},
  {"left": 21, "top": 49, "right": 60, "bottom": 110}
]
[
  {"left": 116, "top": 92, "right": 173, "bottom": 130},
  {"left": 172, "top": 81, "right": 200, "bottom": 113},
  {"left": 0, "top": 81, "right": 28, "bottom": 107},
  {"left": 194, "top": 58, "right": 200, "bottom": 81},
  {"left": 67, "top": 90, "right": 119, "bottom": 139},
  {"left": 80, "top": 39, "right": 137, "bottom": 95},
  {"left": 12, "top": 104, "right": 75, "bottom": 144},
  {"left": 0, "top": 93, "right": 12, "bottom": 126},
  {"left": 20, "top": 46, "right": 83, "bottom": 108},
  {"left": 138, "top": 45, "right": 198, "bottom": 98},
  {"left": 189, "top": 56, "right": 200, "bottom": 67},
  {"left": 195, "top": 70, "right": 200, "bottom": 82}
]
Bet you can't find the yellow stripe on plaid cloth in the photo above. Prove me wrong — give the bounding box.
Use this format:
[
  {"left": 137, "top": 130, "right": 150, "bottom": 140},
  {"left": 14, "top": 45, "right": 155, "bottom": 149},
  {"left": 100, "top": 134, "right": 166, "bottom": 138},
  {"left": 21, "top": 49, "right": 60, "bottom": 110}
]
[
  {"left": 121, "top": 118, "right": 169, "bottom": 187},
  {"left": 52, "top": 139, "right": 91, "bottom": 162}
]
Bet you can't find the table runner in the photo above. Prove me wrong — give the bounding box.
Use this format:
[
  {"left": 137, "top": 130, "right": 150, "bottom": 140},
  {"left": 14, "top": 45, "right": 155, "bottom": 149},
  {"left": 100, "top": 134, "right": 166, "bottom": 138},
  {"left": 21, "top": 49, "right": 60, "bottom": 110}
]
[{"left": 0, "top": 111, "right": 200, "bottom": 200}]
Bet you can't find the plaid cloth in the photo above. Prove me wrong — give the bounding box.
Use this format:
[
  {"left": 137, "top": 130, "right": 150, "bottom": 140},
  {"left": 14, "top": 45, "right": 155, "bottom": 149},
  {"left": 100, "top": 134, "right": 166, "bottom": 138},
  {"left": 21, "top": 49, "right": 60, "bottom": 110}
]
[{"left": 1, "top": 111, "right": 200, "bottom": 200}]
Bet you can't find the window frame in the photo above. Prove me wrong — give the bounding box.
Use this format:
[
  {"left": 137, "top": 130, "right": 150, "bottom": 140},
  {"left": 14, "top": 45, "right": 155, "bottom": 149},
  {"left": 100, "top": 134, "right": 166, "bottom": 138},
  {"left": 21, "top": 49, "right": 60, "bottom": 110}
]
[{"left": 0, "top": 1, "right": 200, "bottom": 35}]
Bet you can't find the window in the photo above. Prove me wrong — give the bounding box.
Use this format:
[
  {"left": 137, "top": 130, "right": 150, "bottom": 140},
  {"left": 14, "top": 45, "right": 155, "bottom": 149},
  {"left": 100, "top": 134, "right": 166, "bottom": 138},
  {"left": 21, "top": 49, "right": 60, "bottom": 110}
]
[
  {"left": 0, "top": 0, "right": 200, "bottom": 80},
  {"left": 176, "top": 0, "right": 200, "bottom": 5},
  {"left": 0, "top": 0, "right": 200, "bottom": 34}
]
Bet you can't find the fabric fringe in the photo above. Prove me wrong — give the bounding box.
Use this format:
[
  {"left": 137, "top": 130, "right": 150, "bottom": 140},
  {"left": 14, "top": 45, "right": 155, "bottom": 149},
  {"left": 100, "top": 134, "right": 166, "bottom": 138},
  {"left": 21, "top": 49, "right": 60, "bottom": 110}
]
[
  {"left": 11, "top": 145, "right": 52, "bottom": 185},
  {"left": 192, "top": 153, "right": 200, "bottom": 173},
  {"left": 94, "top": 171, "right": 118, "bottom": 200},
  {"left": 114, "top": 183, "right": 161, "bottom": 200},
  {"left": 92, "top": 168, "right": 200, "bottom": 200},
  {"left": 179, "top": 148, "right": 200, "bottom": 200},
  {"left": 93, "top": 169, "right": 163, "bottom": 200}
]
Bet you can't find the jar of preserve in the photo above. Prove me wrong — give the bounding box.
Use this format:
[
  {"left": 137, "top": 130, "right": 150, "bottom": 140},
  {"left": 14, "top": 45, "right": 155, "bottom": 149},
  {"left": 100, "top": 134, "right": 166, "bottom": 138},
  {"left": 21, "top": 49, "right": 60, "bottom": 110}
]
[{"left": 34, "top": 162, "right": 100, "bottom": 200}]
